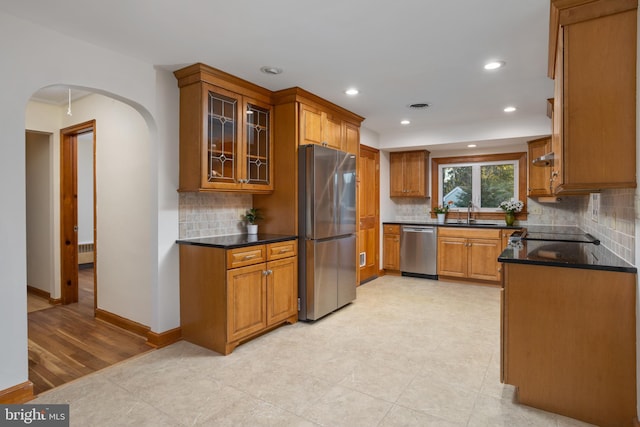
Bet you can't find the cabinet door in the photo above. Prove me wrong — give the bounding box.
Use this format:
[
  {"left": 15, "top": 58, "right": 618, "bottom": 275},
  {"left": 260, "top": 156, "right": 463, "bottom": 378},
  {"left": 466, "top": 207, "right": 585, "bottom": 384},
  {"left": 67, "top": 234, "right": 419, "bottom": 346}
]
[
  {"left": 467, "top": 238, "right": 502, "bottom": 281},
  {"left": 389, "top": 152, "right": 406, "bottom": 197},
  {"left": 344, "top": 122, "right": 360, "bottom": 155},
  {"left": 437, "top": 237, "right": 467, "bottom": 277},
  {"left": 323, "top": 112, "right": 343, "bottom": 150},
  {"left": 300, "top": 104, "right": 323, "bottom": 146},
  {"left": 202, "top": 84, "right": 243, "bottom": 190},
  {"left": 266, "top": 257, "right": 297, "bottom": 326},
  {"left": 383, "top": 233, "right": 400, "bottom": 270},
  {"left": 527, "top": 137, "right": 552, "bottom": 196},
  {"left": 227, "top": 263, "right": 267, "bottom": 342},
  {"left": 242, "top": 97, "right": 274, "bottom": 192}
]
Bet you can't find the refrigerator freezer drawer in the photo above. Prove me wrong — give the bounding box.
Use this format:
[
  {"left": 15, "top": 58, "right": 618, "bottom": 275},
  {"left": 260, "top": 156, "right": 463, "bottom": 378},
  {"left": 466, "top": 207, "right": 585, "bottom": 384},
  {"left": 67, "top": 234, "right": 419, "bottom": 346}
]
[{"left": 300, "top": 235, "right": 356, "bottom": 321}]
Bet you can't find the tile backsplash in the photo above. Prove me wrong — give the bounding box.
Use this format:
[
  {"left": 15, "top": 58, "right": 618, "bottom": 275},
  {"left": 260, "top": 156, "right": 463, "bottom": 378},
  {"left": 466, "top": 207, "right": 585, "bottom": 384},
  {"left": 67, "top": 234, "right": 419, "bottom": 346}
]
[
  {"left": 390, "top": 189, "right": 635, "bottom": 265},
  {"left": 578, "top": 188, "right": 635, "bottom": 265},
  {"left": 179, "top": 192, "right": 252, "bottom": 239}
]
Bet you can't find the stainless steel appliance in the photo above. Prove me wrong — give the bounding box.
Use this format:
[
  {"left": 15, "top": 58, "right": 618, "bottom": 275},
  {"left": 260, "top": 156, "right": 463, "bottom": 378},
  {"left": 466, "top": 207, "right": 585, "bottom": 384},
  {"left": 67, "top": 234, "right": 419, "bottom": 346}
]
[
  {"left": 298, "top": 144, "right": 357, "bottom": 321},
  {"left": 400, "top": 225, "right": 438, "bottom": 278}
]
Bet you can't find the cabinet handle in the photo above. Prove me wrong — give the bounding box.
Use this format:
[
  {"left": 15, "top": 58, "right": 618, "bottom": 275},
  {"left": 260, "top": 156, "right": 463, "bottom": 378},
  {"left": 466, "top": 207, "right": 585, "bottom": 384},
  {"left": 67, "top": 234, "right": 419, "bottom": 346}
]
[
  {"left": 267, "top": 269, "right": 273, "bottom": 275},
  {"left": 262, "top": 270, "right": 269, "bottom": 276},
  {"left": 278, "top": 248, "right": 290, "bottom": 254},
  {"left": 243, "top": 254, "right": 256, "bottom": 260}
]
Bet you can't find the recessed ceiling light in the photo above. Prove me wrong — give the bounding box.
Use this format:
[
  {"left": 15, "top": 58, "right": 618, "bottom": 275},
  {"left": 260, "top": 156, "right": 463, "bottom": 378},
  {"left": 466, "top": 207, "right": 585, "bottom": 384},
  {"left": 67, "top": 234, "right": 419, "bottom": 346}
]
[
  {"left": 401, "top": 120, "right": 410, "bottom": 125},
  {"left": 345, "top": 88, "right": 359, "bottom": 96},
  {"left": 484, "top": 61, "right": 506, "bottom": 70},
  {"left": 467, "top": 144, "right": 477, "bottom": 148},
  {"left": 504, "top": 106, "right": 517, "bottom": 113},
  {"left": 260, "top": 66, "right": 283, "bottom": 75}
]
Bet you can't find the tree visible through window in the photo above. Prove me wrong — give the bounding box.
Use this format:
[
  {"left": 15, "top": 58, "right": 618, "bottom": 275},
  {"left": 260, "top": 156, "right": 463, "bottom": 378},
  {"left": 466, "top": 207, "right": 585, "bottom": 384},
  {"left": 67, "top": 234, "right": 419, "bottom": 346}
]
[{"left": 435, "top": 153, "right": 525, "bottom": 215}]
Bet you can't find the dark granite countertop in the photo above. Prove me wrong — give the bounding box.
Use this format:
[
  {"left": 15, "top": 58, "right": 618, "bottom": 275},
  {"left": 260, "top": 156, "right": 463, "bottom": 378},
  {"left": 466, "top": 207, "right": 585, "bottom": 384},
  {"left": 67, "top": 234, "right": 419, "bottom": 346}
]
[
  {"left": 383, "top": 220, "right": 522, "bottom": 230},
  {"left": 499, "top": 239, "right": 636, "bottom": 273},
  {"left": 176, "top": 233, "right": 297, "bottom": 249}
]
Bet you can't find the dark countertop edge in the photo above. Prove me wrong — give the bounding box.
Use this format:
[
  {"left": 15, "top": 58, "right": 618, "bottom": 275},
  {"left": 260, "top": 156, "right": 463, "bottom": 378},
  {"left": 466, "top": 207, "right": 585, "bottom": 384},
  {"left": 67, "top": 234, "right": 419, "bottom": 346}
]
[
  {"left": 383, "top": 221, "right": 522, "bottom": 230},
  {"left": 498, "top": 256, "right": 638, "bottom": 274},
  {"left": 176, "top": 234, "right": 298, "bottom": 249}
]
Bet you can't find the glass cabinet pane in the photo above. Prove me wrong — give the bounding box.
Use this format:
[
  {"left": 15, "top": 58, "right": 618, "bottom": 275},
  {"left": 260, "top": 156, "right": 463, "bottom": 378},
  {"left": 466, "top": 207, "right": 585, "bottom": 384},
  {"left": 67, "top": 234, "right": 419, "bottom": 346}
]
[
  {"left": 208, "top": 92, "right": 237, "bottom": 183},
  {"left": 245, "top": 103, "right": 270, "bottom": 185}
]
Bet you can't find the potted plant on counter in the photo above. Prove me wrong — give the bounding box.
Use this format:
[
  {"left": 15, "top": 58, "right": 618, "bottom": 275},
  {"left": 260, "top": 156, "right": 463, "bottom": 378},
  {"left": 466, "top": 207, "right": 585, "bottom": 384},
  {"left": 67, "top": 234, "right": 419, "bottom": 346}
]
[
  {"left": 499, "top": 199, "right": 524, "bottom": 226},
  {"left": 243, "top": 208, "right": 263, "bottom": 234},
  {"left": 433, "top": 204, "right": 449, "bottom": 224}
]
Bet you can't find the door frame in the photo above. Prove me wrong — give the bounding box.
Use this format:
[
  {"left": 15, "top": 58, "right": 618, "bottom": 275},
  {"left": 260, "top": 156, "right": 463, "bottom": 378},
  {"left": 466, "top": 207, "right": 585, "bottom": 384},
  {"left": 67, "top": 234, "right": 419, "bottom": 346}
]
[{"left": 60, "top": 120, "right": 96, "bottom": 307}]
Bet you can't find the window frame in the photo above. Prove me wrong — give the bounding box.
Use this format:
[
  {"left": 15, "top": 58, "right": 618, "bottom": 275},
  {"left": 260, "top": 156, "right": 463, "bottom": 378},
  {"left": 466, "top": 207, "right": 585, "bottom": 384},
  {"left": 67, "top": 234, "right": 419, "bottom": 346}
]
[{"left": 431, "top": 152, "right": 527, "bottom": 221}]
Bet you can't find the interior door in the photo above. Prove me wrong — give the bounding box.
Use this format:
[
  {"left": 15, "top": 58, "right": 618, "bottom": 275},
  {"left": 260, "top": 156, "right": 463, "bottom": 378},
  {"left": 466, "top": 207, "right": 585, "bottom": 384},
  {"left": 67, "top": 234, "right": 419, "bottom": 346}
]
[
  {"left": 60, "top": 120, "right": 95, "bottom": 306},
  {"left": 358, "top": 145, "right": 379, "bottom": 283}
]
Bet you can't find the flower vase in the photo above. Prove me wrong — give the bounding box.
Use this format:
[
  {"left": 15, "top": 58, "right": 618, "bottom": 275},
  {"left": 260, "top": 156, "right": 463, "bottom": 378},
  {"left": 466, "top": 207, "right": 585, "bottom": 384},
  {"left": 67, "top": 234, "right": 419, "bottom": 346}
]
[
  {"left": 247, "top": 224, "right": 258, "bottom": 234},
  {"left": 437, "top": 213, "right": 446, "bottom": 224},
  {"left": 505, "top": 212, "right": 515, "bottom": 226}
]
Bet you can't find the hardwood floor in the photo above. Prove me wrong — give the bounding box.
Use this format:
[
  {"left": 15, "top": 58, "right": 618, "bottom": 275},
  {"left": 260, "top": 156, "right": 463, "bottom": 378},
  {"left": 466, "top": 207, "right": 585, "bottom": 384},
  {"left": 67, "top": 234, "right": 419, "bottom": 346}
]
[{"left": 28, "top": 266, "right": 152, "bottom": 395}]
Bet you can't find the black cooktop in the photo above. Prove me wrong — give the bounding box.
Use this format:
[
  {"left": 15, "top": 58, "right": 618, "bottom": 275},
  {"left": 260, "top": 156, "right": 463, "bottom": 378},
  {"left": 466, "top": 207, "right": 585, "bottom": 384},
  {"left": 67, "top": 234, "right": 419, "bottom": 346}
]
[
  {"left": 523, "top": 231, "right": 600, "bottom": 245},
  {"left": 520, "top": 227, "right": 600, "bottom": 245}
]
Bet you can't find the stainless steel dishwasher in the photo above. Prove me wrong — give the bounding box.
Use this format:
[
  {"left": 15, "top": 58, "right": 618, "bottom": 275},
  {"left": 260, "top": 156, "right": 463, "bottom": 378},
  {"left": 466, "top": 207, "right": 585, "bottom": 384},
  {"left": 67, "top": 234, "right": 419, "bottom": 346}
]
[{"left": 400, "top": 225, "right": 438, "bottom": 279}]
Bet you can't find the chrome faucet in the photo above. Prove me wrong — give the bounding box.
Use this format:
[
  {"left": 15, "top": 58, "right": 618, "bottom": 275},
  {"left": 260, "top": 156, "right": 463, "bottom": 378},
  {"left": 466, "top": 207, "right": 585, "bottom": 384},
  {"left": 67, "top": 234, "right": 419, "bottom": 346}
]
[{"left": 467, "top": 202, "right": 473, "bottom": 223}]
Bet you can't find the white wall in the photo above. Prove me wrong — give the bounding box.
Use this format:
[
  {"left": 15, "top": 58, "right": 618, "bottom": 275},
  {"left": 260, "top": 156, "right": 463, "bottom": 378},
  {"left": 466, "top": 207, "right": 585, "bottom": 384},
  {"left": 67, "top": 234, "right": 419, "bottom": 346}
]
[
  {"left": 60, "top": 94, "right": 152, "bottom": 325},
  {"left": 25, "top": 132, "right": 53, "bottom": 294},
  {"left": 77, "top": 132, "right": 94, "bottom": 245},
  {"left": 0, "top": 11, "right": 180, "bottom": 393}
]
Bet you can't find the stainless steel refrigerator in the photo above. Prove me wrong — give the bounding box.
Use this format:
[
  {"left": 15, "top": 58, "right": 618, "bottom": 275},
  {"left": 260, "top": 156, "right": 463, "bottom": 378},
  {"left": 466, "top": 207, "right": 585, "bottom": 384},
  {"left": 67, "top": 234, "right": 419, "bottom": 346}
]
[{"left": 298, "top": 144, "right": 357, "bottom": 321}]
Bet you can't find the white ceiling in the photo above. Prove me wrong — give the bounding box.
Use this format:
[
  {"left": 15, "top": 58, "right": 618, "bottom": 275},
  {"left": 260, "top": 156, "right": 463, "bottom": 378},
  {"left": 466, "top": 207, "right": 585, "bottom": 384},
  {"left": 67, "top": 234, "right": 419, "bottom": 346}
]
[{"left": 5, "top": 0, "right": 554, "bottom": 151}]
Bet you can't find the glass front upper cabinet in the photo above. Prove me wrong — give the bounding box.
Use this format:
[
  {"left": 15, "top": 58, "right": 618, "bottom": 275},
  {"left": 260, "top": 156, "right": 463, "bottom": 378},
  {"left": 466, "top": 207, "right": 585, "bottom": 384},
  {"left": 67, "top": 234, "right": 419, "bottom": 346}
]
[{"left": 201, "top": 85, "right": 273, "bottom": 192}]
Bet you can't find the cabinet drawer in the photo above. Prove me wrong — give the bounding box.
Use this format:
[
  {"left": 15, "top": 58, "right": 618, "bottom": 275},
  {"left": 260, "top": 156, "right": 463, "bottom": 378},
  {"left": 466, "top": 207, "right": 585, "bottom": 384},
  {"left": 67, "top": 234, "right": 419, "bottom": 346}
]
[
  {"left": 383, "top": 224, "right": 400, "bottom": 234},
  {"left": 267, "top": 240, "right": 297, "bottom": 261},
  {"left": 227, "top": 245, "right": 266, "bottom": 269}
]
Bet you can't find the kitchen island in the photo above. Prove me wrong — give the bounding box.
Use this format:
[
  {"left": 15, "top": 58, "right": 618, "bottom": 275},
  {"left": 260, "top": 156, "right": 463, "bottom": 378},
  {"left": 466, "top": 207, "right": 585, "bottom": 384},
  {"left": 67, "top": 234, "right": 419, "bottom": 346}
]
[{"left": 499, "top": 238, "right": 636, "bottom": 427}]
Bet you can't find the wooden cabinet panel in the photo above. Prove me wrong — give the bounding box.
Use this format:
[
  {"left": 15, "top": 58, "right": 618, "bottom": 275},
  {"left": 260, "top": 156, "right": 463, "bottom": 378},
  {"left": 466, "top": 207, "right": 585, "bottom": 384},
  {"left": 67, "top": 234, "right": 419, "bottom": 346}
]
[
  {"left": 437, "top": 227, "right": 505, "bottom": 283},
  {"left": 527, "top": 136, "right": 552, "bottom": 196},
  {"left": 266, "top": 257, "right": 298, "bottom": 325},
  {"left": 299, "top": 103, "right": 343, "bottom": 150},
  {"left": 467, "top": 239, "right": 502, "bottom": 281},
  {"left": 344, "top": 122, "right": 360, "bottom": 155},
  {"left": 300, "top": 104, "right": 323, "bottom": 146},
  {"left": 437, "top": 237, "right": 467, "bottom": 277},
  {"left": 550, "top": 4, "right": 637, "bottom": 193},
  {"left": 324, "top": 113, "right": 343, "bottom": 150},
  {"left": 267, "top": 241, "right": 297, "bottom": 261},
  {"left": 227, "top": 263, "right": 267, "bottom": 342},
  {"left": 389, "top": 150, "right": 429, "bottom": 197},
  {"left": 502, "top": 263, "right": 636, "bottom": 426},
  {"left": 227, "top": 245, "right": 266, "bottom": 269},
  {"left": 383, "top": 224, "right": 400, "bottom": 271}
]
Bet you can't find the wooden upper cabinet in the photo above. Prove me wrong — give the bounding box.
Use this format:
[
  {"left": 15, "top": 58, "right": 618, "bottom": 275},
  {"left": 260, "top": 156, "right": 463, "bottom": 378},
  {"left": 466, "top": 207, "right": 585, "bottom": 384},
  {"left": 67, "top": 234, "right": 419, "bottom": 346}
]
[
  {"left": 389, "top": 150, "right": 429, "bottom": 197},
  {"left": 549, "top": 1, "right": 637, "bottom": 194},
  {"left": 174, "top": 63, "right": 274, "bottom": 193},
  {"left": 527, "top": 136, "right": 552, "bottom": 197},
  {"left": 300, "top": 103, "right": 343, "bottom": 150}
]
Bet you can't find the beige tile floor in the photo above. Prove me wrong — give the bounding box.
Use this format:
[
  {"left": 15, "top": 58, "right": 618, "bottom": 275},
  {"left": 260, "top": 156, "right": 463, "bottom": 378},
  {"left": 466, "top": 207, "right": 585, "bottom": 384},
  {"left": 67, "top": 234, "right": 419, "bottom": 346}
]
[{"left": 33, "top": 275, "right": 595, "bottom": 426}]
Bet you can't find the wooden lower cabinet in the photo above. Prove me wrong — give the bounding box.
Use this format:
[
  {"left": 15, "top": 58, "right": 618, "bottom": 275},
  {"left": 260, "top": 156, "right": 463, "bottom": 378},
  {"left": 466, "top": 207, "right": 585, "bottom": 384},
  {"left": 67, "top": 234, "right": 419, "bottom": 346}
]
[
  {"left": 437, "top": 227, "right": 504, "bottom": 283},
  {"left": 502, "top": 263, "right": 636, "bottom": 427},
  {"left": 383, "top": 224, "right": 400, "bottom": 273},
  {"left": 180, "top": 240, "right": 297, "bottom": 355}
]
